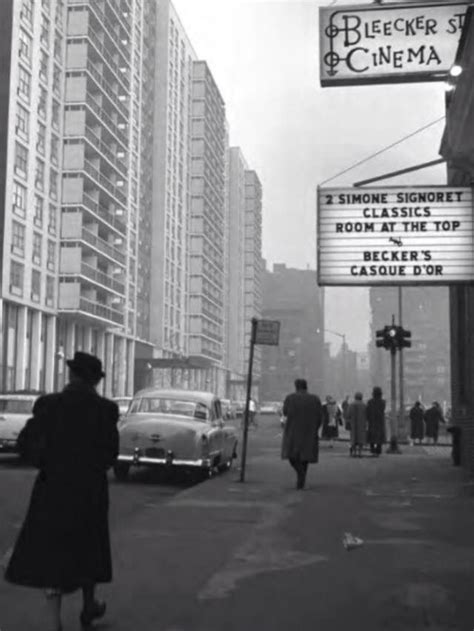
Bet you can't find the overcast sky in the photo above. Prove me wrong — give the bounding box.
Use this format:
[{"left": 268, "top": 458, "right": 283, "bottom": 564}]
[{"left": 172, "top": 0, "right": 449, "bottom": 353}]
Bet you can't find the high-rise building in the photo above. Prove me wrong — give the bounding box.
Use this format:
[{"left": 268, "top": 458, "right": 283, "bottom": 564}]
[
  {"left": 225, "top": 147, "right": 247, "bottom": 397},
  {"left": 57, "top": 0, "right": 141, "bottom": 395},
  {"left": 243, "top": 169, "right": 263, "bottom": 387},
  {"left": 187, "top": 60, "right": 227, "bottom": 394},
  {"left": 260, "top": 264, "right": 325, "bottom": 402},
  {"left": 147, "top": 0, "right": 196, "bottom": 367},
  {"left": 0, "top": 0, "right": 65, "bottom": 392}
]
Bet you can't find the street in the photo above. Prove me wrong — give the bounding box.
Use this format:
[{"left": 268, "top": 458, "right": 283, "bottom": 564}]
[{"left": 1, "top": 414, "right": 474, "bottom": 631}]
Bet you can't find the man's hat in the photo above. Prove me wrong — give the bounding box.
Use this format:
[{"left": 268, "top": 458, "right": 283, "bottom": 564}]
[{"left": 67, "top": 351, "right": 105, "bottom": 381}]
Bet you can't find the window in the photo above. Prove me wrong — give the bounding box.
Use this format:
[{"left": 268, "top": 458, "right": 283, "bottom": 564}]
[
  {"left": 10, "top": 261, "right": 24, "bottom": 294},
  {"left": 32, "top": 233, "right": 42, "bottom": 264},
  {"left": 16, "top": 104, "right": 29, "bottom": 140},
  {"left": 46, "top": 275, "right": 54, "bottom": 305},
  {"left": 34, "top": 195, "right": 43, "bottom": 227},
  {"left": 48, "top": 204, "right": 57, "bottom": 234},
  {"left": 39, "top": 51, "right": 49, "bottom": 83},
  {"left": 12, "top": 182, "right": 27, "bottom": 217},
  {"left": 31, "top": 270, "right": 41, "bottom": 301},
  {"left": 17, "top": 67, "right": 31, "bottom": 103},
  {"left": 37, "top": 123, "right": 46, "bottom": 155},
  {"left": 51, "top": 100, "right": 60, "bottom": 130},
  {"left": 52, "top": 65, "right": 61, "bottom": 96},
  {"left": 47, "top": 240, "right": 55, "bottom": 270},
  {"left": 35, "top": 159, "right": 45, "bottom": 190},
  {"left": 38, "top": 86, "right": 47, "bottom": 119},
  {"left": 11, "top": 221, "right": 25, "bottom": 256},
  {"left": 53, "top": 31, "right": 61, "bottom": 60},
  {"left": 40, "top": 16, "right": 50, "bottom": 45},
  {"left": 50, "top": 135, "right": 59, "bottom": 165},
  {"left": 19, "top": 29, "right": 32, "bottom": 65},
  {"left": 21, "top": 0, "right": 34, "bottom": 26},
  {"left": 49, "top": 169, "right": 58, "bottom": 200},
  {"left": 14, "top": 142, "right": 28, "bottom": 176}
]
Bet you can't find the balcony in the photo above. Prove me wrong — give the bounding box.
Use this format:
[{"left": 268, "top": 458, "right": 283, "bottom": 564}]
[
  {"left": 105, "top": 0, "right": 132, "bottom": 38},
  {"left": 69, "top": 0, "right": 131, "bottom": 70},
  {"left": 80, "top": 261, "right": 125, "bottom": 294},
  {"left": 61, "top": 225, "right": 126, "bottom": 266},
  {"left": 67, "top": 125, "right": 127, "bottom": 177},
  {"left": 86, "top": 26, "right": 130, "bottom": 92},
  {"left": 64, "top": 158, "right": 127, "bottom": 207},
  {"left": 84, "top": 59, "right": 129, "bottom": 120},
  {"left": 59, "top": 295, "right": 124, "bottom": 326},
  {"left": 62, "top": 193, "right": 127, "bottom": 236}
]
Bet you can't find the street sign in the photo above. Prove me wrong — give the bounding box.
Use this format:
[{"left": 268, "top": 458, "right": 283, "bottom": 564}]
[
  {"left": 254, "top": 319, "right": 281, "bottom": 345},
  {"left": 319, "top": 2, "right": 470, "bottom": 87},
  {"left": 317, "top": 186, "right": 474, "bottom": 286}
]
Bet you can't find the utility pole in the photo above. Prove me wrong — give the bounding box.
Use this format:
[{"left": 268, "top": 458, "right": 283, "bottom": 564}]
[{"left": 239, "top": 318, "right": 257, "bottom": 483}]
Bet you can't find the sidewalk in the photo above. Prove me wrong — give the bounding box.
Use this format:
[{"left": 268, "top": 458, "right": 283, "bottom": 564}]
[{"left": 3, "top": 439, "right": 474, "bottom": 631}]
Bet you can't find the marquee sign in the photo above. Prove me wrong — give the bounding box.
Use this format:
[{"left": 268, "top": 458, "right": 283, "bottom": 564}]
[
  {"left": 320, "top": 2, "right": 470, "bottom": 86},
  {"left": 317, "top": 186, "right": 474, "bottom": 286}
]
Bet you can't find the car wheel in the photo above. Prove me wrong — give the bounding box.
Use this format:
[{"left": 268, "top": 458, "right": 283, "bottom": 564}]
[{"left": 113, "top": 462, "right": 130, "bottom": 481}]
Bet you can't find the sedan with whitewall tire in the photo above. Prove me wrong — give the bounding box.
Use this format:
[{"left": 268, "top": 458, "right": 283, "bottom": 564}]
[{"left": 114, "top": 389, "right": 238, "bottom": 481}]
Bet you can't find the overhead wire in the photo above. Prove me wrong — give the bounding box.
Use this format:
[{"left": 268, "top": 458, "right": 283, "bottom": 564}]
[{"left": 319, "top": 115, "right": 446, "bottom": 186}]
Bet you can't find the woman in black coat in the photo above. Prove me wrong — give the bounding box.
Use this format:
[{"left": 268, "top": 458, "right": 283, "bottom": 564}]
[
  {"left": 366, "top": 386, "right": 386, "bottom": 456},
  {"left": 409, "top": 401, "right": 425, "bottom": 444},
  {"left": 4, "top": 352, "right": 119, "bottom": 631}
]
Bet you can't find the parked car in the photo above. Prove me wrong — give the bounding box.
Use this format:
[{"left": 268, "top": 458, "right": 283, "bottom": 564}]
[
  {"left": 114, "top": 388, "right": 238, "bottom": 481},
  {"left": 0, "top": 392, "right": 41, "bottom": 453},
  {"left": 259, "top": 401, "right": 281, "bottom": 414},
  {"left": 113, "top": 396, "right": 133, "bottom": 420}
]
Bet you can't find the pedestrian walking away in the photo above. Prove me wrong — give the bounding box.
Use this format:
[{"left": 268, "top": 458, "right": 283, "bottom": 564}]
[
  {"left": 321, "top": 395, "right": 342, "bottom": 447},
  {"left": 249, "top": 398, "right": 258, "bottom": 428},
  {"left": 348, "top": 392, "right": 367, "bottom": 457},
  {"left": 366, "top": 387, "right": 386, "bottom": 456},
  {"left": 4, "top": 351, "right": 119, "bottom": 631},
  {"left": 410, "top": 401, "right": 425, "bottom": 445},
  {"left": 281, "top": 378, "right": 322, "bottom": 490},
  {"left": 424, "top": 401, "right": 445, "bottom": 445}
]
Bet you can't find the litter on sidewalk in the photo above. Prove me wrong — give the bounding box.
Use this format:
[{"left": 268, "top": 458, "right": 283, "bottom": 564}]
[{"left": 342, "top": 532, "right": 364, "bottom": 551}]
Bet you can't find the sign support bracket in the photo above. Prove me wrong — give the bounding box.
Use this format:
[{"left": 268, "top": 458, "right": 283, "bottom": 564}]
[{"left": 353, "top": 158, "right": 445, "bottom": 188}]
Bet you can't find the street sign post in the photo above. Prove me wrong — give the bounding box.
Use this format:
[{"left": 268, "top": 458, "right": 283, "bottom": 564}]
[
  {"left": 319, "top": 1, "right": 470, "bottom": 87},
  {"left": 240, "top": 318, "right": 280, "bottom": 482}
]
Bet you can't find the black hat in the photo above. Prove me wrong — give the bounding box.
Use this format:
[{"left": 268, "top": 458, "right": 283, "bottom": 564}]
[{"left": 67, "top": 351, "right": 105, "bottom": 382}]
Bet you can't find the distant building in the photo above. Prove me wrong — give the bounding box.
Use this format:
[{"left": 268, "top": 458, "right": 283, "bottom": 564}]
[
  {"left": 259, "top": 264, "right": 324, "bottom": 401},
  {"left": 369, "top": 287, "right": 450, "bottom": 407}
]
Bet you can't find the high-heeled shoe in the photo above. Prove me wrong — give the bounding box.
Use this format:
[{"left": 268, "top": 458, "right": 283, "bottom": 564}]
[{"left": 80, "top": 600, "right": 106, "bottom": 628}]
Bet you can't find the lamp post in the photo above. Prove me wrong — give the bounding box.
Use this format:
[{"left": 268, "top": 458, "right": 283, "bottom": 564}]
[{"left": 317, "top": 328, "right": 347, "bottom": 398}]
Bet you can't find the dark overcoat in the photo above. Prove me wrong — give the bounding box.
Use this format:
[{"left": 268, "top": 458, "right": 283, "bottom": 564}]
[
  {"left": 366, "top": 398, "right": 386, "bottom": 445},
  {"left": 424, "top": 406, "right": 444, "bottom": 439},
  {"left": 281, "top": 391, "right": 322, "bottom": 462},
  {"left": 410, "top": 405, "right": 425, "bottom": 440},
  {"left": 5, "top": 382, "right": 119, "bottom": 592},
  {"left": 348, "top": 400, "right": 367, "bottom": 447}
]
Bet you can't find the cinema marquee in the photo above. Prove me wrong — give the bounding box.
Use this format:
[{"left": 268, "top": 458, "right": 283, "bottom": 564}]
[
  {"left": 317, "top": 186, "right": 474, "bottom": 286},
  {"left": 319, "top": 1, "right": 470, "bottom": 87}
]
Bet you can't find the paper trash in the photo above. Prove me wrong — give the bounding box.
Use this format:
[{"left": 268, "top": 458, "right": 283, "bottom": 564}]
[{"left": 343, "top": 532, "right": 364, "bottom": 551}]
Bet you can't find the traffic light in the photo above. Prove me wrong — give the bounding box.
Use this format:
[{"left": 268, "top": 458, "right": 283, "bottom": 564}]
[
  {"left": 397, "top": 326, "right": 412, "bottom": 348},
  {"left": 375, "top": 328, "right": 386, "bottom": 348},
  {"left": 375, "top": 325, "right": 400, "bottom": 351}
]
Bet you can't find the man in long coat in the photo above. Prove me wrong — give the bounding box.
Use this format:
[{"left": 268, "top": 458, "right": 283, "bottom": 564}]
[
  {"left": 5, "top": 351, "right": 119, "bottom": 631},
  {"left": 366, "top": 386, "right": 386, "bottom": 456},
  {"left": 281, "top": 378, "right": 322, "bottom": 489}
]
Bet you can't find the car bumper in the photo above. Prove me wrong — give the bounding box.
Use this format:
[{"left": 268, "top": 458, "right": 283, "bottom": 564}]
[
  {"left": 0, "top": 439, "right": 18, "bottom": 452},
  {"left": 117, "top": 450, "right": 212, "bottom": 468}
]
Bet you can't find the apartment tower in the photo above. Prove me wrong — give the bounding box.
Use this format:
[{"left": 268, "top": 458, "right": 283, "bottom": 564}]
[
  {"left": 188, "top": 60, "right": 228, "bottom": 395},
  {"left": 0, "top": 0, "right": 65, "bottom": 392},
  {"left": 58, "top": 0, "right": 142, "bottom": 395}
]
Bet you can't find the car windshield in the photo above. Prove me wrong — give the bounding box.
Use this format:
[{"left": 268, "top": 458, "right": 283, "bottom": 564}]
[
  {"left": 0, "top": 399, "right": 34, "bottom": 413},
  {"left": 129, "top": 397, "right": 209, "bottom": 421}
]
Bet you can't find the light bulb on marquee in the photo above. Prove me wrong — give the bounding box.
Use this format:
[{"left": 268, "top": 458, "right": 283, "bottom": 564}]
[{"left": 449, "top": 64, "right": 463, "bottom": 77}]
